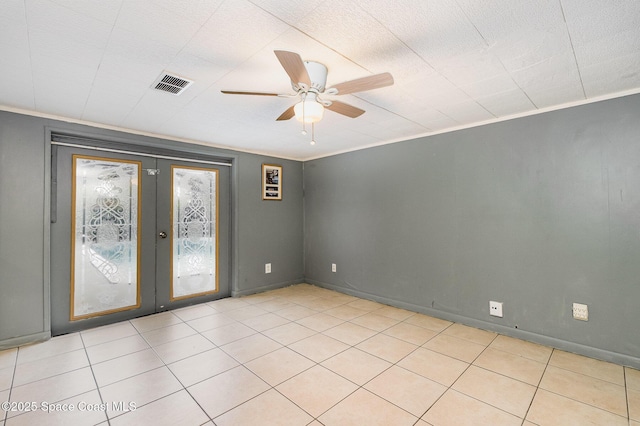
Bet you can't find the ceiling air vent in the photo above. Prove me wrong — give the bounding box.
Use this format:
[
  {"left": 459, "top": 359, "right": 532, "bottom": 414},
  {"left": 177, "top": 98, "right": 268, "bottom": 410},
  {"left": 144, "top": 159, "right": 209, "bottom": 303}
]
[{"left": 152, "top": 72, "right": 193, "bottom": 95}]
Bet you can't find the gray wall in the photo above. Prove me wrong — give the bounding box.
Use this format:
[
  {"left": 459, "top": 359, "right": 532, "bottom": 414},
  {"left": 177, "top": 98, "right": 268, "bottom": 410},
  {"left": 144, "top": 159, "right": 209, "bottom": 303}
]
[
  {"left": 3, "top": 93, "right": 639, "bottom": 367},
  {"left": 0, "top": 110, "right": 304, "bottom": 346},
  {"left": 0, "top": 112, "right": 48, "bottom": 343},
  {"left": 236, "top": 153, "right": 304, "bottom": 294},
  {"left": 304, "top": 94, "right": 640, "bottom": 368}
]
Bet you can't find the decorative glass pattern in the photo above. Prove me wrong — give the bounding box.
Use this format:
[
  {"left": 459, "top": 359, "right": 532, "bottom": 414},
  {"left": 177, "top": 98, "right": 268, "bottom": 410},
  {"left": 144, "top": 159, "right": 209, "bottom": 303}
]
[
  {"left": 171, "top": 166, "right": 219, "bottom": 299},
  {"left": 72, "top": 156, "right": 141, "bottom": 319}
]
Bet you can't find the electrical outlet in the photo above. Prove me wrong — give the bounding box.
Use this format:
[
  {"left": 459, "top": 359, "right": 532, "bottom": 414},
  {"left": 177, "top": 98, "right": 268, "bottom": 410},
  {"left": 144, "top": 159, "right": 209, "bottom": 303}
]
[
  {"left": 489, "top": 301, "right": 503, "bottom": 318},
  {"left": 265, "top": 263, "right": 271, "bottom": 274},
  {"left": 573, "top": 303, "right": 588, "bottom": 321},
  {"left": 331, "top": 263, "right": 337, "bottom": 273}
]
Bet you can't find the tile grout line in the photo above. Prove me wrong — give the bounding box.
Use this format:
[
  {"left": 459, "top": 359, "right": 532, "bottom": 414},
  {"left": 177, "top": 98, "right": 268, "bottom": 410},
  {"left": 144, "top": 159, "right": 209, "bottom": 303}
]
[
  {"left": 5, "top": 340, "right": 106, "bottom": 424},
  {"left": 537, "top": 351, "right": 630, "bottom": 420},
  {"left": 222, "top": 288, "right": 626, "bottom": 422},
  {"left": 522, "top": 347, "right": 554, "bottom": 424},
  {"left": 202, "top": 296, "right": 324, "bottom": 424},
  {"left": 4, "top": 285, "right": 636, "bottom": 424},
  {"left": 266, "top": 310, "right": 404, "bottom": 423},
  {"left": 308, "top": 301, "right": 478, "bottom": 423},
  {"left": 79, "top": 330, "right": 115, "bottom": 426},
  {"left": 292, "top": 311, "right": 444, "bottom": 423},
  {"left": 133, "top": 314, "right": 216, "bottom": 425},
  {"left": 236, "top": 296, "right": 413, "bottom": 423},
  {"left": 1, "top": 349, "right": 18, "bottom": 424},
  {"left": 624, "top": 367, "right": 630, "bottom": 426},
  {"left": 415, "top": 331, "right": 501, "bottom": 423},
  {"left": 83, "top": 315, "right": 214, "bottom": 424},
  {"left": 180, "top": 296, "right": 334, "bottom": 424}
]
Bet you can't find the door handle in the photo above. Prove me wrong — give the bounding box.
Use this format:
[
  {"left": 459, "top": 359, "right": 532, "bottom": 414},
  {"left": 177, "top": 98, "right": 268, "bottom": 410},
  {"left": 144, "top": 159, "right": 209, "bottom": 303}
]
[{"left": 158, "top": 231, "right": 167, "bottom": 239}]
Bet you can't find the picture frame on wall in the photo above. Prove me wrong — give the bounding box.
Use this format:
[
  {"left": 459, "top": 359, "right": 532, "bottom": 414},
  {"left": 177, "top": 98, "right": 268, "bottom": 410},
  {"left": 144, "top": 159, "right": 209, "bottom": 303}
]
[{"left": 262, "top": 163, "right": 282, "bottom": 200}]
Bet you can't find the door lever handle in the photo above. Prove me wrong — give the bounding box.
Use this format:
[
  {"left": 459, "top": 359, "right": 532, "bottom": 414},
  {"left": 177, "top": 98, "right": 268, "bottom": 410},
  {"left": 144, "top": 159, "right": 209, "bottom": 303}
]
[{"left": 158, "top": 231, "right": 167, "bottom": 239}]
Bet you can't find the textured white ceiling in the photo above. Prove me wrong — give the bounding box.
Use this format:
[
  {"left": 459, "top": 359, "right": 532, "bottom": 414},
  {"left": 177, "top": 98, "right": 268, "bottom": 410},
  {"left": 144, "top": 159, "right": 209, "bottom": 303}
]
[{"left": 1, "top": 0, "right": 639, "bottom": 160}]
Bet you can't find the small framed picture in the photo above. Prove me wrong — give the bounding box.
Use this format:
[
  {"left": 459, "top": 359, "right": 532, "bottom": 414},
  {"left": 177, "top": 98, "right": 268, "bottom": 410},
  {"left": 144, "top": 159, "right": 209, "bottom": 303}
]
[{"left": 262, "top": 164, "right": 282, "bottom": 200}]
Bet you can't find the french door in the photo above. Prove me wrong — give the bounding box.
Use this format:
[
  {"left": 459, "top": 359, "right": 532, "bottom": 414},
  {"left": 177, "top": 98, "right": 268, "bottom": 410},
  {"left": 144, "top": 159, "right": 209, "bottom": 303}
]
[{"left": 51, "top": 145, "right": 230, "bottom": 335}]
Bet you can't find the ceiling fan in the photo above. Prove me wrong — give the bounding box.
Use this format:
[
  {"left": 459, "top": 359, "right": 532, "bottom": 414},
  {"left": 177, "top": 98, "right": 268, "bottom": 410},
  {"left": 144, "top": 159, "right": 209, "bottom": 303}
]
[{"left": 221, "top": 50, "right": 394, "bottom": 128}]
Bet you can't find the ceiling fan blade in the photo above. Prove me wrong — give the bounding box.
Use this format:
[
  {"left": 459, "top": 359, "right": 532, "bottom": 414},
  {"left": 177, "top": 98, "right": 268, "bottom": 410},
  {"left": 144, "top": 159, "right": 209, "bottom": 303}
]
[
  {"left": 325, "top": 101, "right": 365, "bottom": 118},
  {"left": 276, "top": 105, "right": 296, "bottom": 121},
  {"left": 221, "top": 90, "right": 280, "bottom": 96},
  {"left": 327, "top": 72, "right": 394, "bottom": 95},
  {"left": 274, "top": 50, "right": 311, "bottom": 87}
]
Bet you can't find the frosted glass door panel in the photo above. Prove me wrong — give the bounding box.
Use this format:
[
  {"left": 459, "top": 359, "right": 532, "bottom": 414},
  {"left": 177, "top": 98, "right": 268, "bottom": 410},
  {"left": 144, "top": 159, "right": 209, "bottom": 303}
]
[
  {"left": 171, "top": 166, "right": 219, "bottom": 300},
  {"left": 71, "top": 155, "right": 141, "bottom": 319}
]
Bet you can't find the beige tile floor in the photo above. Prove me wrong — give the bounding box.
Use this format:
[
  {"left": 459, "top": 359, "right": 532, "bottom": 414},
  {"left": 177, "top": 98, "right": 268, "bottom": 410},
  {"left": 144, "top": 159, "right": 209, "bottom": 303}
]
[{"left": 0, "top": 283, "right": 638, "bottom": 425}]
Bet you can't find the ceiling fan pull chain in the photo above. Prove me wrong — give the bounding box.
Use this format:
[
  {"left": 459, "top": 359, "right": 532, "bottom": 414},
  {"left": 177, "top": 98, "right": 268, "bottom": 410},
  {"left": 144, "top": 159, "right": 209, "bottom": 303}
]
[
  {"left": 311, "top": 122, "right": 316, "bottom": 145},
  {"left": 302, "top": 93, "right": 307, "bottom": 135}
]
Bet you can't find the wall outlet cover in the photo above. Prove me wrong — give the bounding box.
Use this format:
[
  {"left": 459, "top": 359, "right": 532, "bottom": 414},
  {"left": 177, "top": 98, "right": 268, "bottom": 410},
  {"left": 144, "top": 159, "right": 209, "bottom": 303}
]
[
  {"left": 331, "top": 263, "right": 337, "bottom": 273},
  {"left": 265, "top": 263, "right": 271, "bottom": 274},
  {"left": 573, "top": 303, "right": 588, "bottom": 321},
  {"left": 489, "top": 301, "right": 503, "bottom": 318}
]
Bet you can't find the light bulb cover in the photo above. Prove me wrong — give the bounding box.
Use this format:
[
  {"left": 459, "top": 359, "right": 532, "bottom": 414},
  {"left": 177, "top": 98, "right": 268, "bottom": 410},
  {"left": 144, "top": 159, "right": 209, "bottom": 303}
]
[{"left": 294, "top": 98, "right": 324, "bottom": 123}]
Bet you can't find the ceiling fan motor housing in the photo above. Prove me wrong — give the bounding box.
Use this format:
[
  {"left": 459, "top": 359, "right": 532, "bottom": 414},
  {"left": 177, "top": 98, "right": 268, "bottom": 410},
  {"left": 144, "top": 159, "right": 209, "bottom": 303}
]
[{"left": 292, "top": 61, "right": 327, "bottom": 93}]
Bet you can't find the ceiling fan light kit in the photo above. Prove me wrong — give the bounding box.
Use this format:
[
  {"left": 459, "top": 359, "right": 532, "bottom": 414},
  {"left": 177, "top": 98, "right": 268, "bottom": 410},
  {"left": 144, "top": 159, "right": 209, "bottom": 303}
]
[
  {"left": 294, "top": 93, "right": 324, "bottom": 124},
  {"left": 222, "top": 50, "right": 394, "bottom": 144}
]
